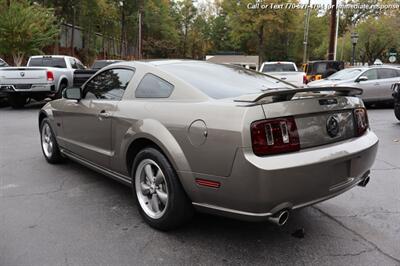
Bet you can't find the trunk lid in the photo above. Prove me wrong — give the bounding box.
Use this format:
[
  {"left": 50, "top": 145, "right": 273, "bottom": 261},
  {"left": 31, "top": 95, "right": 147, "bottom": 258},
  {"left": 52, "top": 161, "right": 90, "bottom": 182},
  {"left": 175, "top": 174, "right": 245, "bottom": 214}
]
[{"left": 236, "top": 87, "right": 364, "bottom": 149}]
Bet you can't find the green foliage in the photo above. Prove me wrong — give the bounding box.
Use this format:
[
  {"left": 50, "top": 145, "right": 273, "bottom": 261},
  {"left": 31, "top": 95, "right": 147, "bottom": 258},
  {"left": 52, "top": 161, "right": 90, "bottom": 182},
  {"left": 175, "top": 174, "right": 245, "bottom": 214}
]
[
  {"left": 337, "top": 16, "right": 400, "bottom": 64},
  {"left": 0, "top": 0, "right": 399, "bottom": 65},
  {"left": 0, "top": 0, "right": 59, "bottom": 65},
  {"left": 143, "top": 0, "right": 180, "bottom": 58}
]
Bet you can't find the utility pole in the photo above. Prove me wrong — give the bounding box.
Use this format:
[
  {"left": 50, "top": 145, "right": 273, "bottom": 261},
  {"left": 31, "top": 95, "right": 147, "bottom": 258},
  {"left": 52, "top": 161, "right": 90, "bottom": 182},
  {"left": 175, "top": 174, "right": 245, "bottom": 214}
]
[
  {"left": 119, "top": 1, "right": 125, "bottom": 59},
  {"left": 333, "top": 8, "right": 339, "bottom": 60},
  {"left": 138, "top": 9, "right": 142, "bottom": 59},
  {"left": 302, "top": 0, "right": 311, "bottom": 64},
  {"left": 327, "top": 0, "right": 337, "bottom": 60},
  {"left": 137, "top": 0, "right": 145, "bottom": 60},
  {"left": 70, "top": 5, "right": 76, "bottom": 57}
]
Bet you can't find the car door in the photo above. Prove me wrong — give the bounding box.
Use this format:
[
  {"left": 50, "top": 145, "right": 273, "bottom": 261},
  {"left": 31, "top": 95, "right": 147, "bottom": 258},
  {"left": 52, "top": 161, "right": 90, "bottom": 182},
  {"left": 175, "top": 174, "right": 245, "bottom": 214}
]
[
  {"left": 376, "top": 68, "right": 400, "bottom": 101},
  {"left": 356, "top": 69, "right": 379, "bottom": 101},
  {"left": 60, "top": 68, "right": 135, "bottom": 168}
]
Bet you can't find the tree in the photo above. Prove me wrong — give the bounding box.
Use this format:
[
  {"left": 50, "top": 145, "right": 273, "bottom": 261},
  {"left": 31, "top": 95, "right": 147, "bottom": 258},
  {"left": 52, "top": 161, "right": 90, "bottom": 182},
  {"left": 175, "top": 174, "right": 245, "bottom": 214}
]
[
  {"left": 0, "top": 0, "right": 59, "bottom": 66},
  {"left": 221, "top": 0, "right": 301, "bottom": 63},
  {"left": 175, "top": 0, "right": 197, "bottom": 58},
  {"left": 142, "top": 0, "right": 180, "bottom": 58}
]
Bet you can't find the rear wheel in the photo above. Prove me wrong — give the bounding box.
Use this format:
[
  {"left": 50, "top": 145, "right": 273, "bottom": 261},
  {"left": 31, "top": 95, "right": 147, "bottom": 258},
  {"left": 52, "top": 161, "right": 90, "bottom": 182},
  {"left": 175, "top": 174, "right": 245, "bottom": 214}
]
[
  {"left": 56, "top": 82, "right": 68, "bottom": 99},
  {"left": 40, "top": 118, "right": 63, "bottom": 164},
  {"left": 395, "top": 103, "right": 400, "bottom": 121},
  {"left": 8, "top": 94, "right": 27, "bottom": 109},
  {"left": 132, "top": 147, "right": 193, "bottom": 230}
]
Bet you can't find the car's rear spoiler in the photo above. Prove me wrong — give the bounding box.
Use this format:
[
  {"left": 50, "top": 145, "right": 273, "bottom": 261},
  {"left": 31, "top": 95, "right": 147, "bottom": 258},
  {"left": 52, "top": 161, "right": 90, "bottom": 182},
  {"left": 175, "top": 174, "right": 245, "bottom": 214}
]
[{"left": 233, "top": 87, "right": 362, "bottom": 103}]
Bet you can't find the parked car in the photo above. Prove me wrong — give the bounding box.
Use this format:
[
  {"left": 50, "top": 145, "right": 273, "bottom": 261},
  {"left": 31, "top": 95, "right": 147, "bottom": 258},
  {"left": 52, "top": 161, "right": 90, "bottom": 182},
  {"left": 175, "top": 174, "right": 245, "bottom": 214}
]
[
  {"left": 0, "top": 58, "right": 9, "bottom": 67},
  {"left": 0, "top": 58, "right": 10, "bottom": 105},
  {"left": 0, "top": 55, "right": 84, "bottom": 108},
  {"left": 307, "top": 66, "right": 400, "bottom": 104},
  {"left": 39, "top": 60, "right": 378, "bottom": 230},
  {"left": 73, "top": 59, "right": 123, "bottom": 87},
  {"left": 259, "top": 61, "right": 306, "bottom": 87},
  {"left": 392, "top": 82, "right": 400, "bottom": 120},
  {"left": 302, "top": 60, "right": 344, "bottom": 83}
]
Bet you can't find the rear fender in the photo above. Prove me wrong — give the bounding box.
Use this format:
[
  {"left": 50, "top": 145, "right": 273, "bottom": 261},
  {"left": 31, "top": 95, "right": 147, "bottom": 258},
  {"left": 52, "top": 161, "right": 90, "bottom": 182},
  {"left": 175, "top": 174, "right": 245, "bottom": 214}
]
[{"left": 120, "top": 118, "right": 193, "bottom": 189}]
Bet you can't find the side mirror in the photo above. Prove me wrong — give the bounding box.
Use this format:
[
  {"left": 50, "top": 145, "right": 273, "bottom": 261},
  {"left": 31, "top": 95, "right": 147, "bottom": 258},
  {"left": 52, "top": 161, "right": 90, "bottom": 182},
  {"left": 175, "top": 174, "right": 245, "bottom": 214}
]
[
  {"left": 356, "top": 76, "right": 368, "bottom": 82},
  {"left": 63, "top": 87, "right": 82, "bottom": 100}
]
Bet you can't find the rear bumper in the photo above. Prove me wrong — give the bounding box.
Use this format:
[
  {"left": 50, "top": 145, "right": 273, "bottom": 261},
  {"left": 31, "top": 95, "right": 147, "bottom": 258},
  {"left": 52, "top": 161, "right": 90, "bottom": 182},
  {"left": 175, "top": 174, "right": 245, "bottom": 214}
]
[
  {"left": 0, "top": 84, "right": 55, "bottom": 93},
  {"left": 190, "top": 130, "right": 378, "bottom": 221}
]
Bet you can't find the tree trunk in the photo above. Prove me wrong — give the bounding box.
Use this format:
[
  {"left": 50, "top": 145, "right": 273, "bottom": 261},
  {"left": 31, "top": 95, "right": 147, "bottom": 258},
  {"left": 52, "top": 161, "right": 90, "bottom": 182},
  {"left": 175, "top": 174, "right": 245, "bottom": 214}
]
[
  {"left": 13, "top": 52, "right": 24, "bottom": 66},
  {"left": 257, "top": 24, "right": 265, "bottom": 65}
]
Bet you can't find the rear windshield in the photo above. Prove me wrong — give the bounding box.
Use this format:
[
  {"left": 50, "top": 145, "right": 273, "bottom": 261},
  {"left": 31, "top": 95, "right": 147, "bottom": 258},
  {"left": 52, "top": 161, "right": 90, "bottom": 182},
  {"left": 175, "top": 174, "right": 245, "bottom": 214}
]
[
  {"left": 28, "top": 57, "right": 67, "bottom": 68},
  {"left": 261, "top": 63, "right": 296, "bottom": 72},
  {"left": 159, "top": 62, "right": 289, "bottom": 99}
]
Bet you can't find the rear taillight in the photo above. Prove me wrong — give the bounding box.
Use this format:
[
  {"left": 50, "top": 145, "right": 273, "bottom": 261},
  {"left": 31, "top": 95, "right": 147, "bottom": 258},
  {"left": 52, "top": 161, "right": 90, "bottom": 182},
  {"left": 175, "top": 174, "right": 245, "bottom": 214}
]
[
  {"left": 354, "top": 108, "right": 369, "bottom": 136},
  {"left": 303, "top": 75, "right": 308, "bottom": 84},
  {"left": 46, "top": 71, "right": 54, "bottom": 81},
  {"left": 251, "top": 116, "right": 300, "bottom": 156}
]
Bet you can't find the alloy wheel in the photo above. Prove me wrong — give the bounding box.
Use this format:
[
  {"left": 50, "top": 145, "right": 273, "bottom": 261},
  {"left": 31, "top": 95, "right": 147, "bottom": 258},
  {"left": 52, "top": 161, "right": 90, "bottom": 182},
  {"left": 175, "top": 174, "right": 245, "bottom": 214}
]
[
  {"left": 41, "top": 123, "right": 54, "bottom": 158},
  {"left": 135, "top": 159, "right": 169, "bottom": 219}
]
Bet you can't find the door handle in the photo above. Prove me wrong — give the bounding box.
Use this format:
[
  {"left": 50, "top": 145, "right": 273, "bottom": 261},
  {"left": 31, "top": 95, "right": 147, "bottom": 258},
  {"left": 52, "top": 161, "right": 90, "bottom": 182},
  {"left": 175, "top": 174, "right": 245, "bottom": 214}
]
[
  {"left": 98, "top": 110, "right": 111, "bottom": 119},
  {"left": 374, "top": 83, "right": 380, "bottom": 86}
]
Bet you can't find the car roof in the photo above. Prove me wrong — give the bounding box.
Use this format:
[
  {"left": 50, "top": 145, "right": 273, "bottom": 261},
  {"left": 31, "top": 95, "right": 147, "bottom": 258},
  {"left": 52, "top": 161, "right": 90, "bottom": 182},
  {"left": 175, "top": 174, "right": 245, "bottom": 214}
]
[
  {"left": 261, "top": 61, "right": 295, "bottom": 64},
  {"left": 109, "top": 59, "right": 211, "bottom": 68},
  {"left": 95, "top": 59, "right": 123, "bottom": 62},
  {"left": 29, "top": 55, "right": 72, "bottom": 59}
]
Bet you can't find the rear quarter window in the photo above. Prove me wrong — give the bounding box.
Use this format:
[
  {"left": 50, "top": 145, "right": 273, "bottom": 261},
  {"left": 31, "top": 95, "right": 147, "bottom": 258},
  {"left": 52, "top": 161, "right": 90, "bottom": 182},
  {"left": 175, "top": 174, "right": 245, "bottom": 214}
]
[{"left": 135, "top": 73, "right": 174, "bottom": 98}]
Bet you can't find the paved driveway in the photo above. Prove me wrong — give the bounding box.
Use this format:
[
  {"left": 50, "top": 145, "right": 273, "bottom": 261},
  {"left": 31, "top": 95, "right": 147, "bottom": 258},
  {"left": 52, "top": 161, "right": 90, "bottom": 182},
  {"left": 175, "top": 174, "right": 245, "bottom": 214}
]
[{"left": 1, "top": 103, "right": 399, "bottom": 265}]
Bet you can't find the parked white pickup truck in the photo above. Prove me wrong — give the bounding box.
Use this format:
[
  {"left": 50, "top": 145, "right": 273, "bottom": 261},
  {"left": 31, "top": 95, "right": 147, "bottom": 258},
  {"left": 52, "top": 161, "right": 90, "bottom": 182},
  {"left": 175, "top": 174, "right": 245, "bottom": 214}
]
[
  {"left": 0, "top": 55, "right": 85, "bottom": 108},
  {"left": 260, "top": 61, "right": 306, "bottom": 87}
]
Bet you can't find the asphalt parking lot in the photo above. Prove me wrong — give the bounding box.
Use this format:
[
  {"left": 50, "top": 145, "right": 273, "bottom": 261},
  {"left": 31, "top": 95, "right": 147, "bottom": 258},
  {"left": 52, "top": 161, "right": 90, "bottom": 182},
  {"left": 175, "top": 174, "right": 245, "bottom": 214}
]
[{"left": 1, "top": 103, "right": 399, "bottom": 266}]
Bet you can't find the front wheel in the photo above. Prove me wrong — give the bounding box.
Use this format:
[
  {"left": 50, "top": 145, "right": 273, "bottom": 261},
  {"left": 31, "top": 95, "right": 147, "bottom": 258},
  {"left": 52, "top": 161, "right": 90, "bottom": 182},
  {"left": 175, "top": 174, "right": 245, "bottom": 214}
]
[
  {"left": 132, "top": 147, "right": 193, "bottom": 230},
  {"left": 40, "top": 118, "right": 63, "bottom": 164},
  {"left": 395, "top": 103, "right": 400, "bottom": 121}
]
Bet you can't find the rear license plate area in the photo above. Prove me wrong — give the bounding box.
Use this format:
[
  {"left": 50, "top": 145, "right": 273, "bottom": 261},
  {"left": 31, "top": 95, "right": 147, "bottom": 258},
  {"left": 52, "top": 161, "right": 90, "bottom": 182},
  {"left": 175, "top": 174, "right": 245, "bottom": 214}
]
[{"left": 14, "top": 84, "right": 32, "bottom": 90}]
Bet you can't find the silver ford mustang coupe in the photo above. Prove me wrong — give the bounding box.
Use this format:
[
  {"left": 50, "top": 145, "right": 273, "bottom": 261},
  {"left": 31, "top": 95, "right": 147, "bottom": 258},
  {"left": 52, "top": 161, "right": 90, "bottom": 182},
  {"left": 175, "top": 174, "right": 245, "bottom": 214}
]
[{"left": 39, "top": 60, "right": 378, "bottom": 230}]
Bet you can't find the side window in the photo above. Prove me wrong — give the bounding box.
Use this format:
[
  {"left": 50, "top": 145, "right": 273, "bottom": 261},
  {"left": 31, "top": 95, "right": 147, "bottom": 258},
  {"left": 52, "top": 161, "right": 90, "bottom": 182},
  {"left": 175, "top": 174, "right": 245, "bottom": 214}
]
[
  {"left": 83, "top": 68, "right": 135, "bottom": 101},
  {"left": 362, "top": 69, "right": 378, "bottom": 80},
  {"left": 378, "top": 68, "right": 397, "bottom": 79},
  {"left": 69, "top": 58, "right": 78, "bottom": 69},
  {"left": 76, "top": 60, "right": 85, "bottom": 70},
  {"left": 135, "top": 73, "right": 174, "bottom": 98}
]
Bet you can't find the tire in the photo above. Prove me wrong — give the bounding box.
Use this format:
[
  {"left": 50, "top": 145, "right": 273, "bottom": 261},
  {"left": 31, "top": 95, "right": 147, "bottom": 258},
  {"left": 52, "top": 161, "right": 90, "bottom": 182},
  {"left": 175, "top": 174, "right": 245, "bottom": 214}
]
[
  {"left": 56, "top": 82, "right": 68, "bottom": 99},
  {"left": 8, "top": 94, "right": 27, "bottom": 109},
  {"left": 132, "top": 147, "right": 193, "bottom": 230},
  {"left": 395, "top": 104, "right": 400, "bottom": 121},
  {"left": 40, "top": 118, "right": 63, "bottom": 164}
]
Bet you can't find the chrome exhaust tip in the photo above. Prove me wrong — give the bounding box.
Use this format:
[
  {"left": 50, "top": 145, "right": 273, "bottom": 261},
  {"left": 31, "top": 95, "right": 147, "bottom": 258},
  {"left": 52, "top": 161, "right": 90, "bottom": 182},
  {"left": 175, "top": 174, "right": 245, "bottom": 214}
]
[
  {"left": 268, "top": 210, "right": 290, "bottom": 226},
  {"left": 358, "top": 176, "right": 370, "bottom": 187}
]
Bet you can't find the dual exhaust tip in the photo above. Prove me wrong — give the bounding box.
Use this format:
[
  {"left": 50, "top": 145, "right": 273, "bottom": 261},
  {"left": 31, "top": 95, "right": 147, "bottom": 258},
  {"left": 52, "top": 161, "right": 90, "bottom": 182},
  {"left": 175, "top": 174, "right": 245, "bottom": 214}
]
[
  {"left": 358, "top": 176, "right": 370, "bottom": 187},
  {"left": 268, "top": 210, "right": 290, "bottom": 226},
  {"left": 268, "top": 176, "right": 370, "bottom": 226}
]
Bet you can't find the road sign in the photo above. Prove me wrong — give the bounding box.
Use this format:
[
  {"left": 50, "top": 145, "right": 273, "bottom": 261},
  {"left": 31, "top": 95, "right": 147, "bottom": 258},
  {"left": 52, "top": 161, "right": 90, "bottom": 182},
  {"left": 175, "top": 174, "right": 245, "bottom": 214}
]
[{"left": 389, "top": 56, "right": 397, "bottom": 63}]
